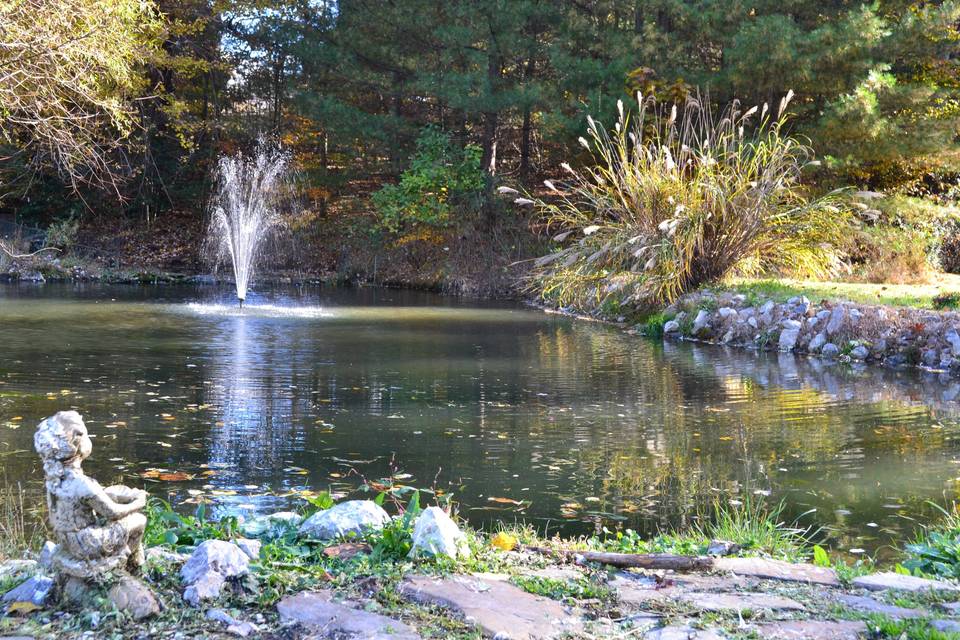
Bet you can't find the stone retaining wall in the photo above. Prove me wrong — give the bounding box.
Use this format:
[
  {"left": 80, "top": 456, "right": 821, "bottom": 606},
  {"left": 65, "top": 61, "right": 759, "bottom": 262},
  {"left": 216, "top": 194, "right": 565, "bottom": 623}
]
[{"left": 661, "top": 291, "right": 960, "bottom": 374}]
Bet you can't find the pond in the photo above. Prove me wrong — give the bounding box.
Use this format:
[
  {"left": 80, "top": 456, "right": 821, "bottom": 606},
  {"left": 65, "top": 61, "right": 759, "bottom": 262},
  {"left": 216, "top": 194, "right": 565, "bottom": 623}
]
[{"left": 1, "top": 283, "right": 959, "bottom": 557}]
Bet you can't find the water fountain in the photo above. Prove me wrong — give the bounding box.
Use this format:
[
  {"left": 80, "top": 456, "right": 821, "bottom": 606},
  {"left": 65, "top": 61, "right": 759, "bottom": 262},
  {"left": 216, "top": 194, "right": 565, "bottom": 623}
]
[{"left": 207, "top": 141, "right": 291, "bottom": 305}]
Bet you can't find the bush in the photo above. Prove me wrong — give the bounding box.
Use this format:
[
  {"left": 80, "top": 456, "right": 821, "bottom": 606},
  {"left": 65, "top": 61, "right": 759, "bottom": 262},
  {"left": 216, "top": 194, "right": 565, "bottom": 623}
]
[
  {"left": 372, "top": 128, "right": 485, "bottom": 233},
  {"left": 532, "top": 92, "right": 849, "bottom": 309}
]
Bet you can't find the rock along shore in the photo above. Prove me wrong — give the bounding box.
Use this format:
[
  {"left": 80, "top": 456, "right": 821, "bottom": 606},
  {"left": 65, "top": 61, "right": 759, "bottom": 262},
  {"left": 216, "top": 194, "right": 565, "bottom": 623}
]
[{"left": 651, "top": 290, "right": 960, "bottom": 376}]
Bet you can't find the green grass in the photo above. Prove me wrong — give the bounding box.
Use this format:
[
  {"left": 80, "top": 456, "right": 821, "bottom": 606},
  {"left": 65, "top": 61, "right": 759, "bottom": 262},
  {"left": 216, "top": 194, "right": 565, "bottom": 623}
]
[{"left": 719, "top": 276, "right": 960, "bottom": 309}]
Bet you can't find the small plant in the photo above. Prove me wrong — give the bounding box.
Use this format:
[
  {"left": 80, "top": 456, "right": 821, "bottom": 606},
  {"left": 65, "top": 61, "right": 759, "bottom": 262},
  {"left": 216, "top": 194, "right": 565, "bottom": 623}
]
[
  {"left": 369, "top": 490, "right": 422, "bottom": 560},
  {"left": 144, "top": 499, "right": 239, "bottom": 549},
  {"left": 902, "top": 502, "right": 960, "bottom": 579},
  {"left": 932, "top": 292, "right": 960, "bottom": 310},
  {"left": 511, "top": 575, "right": 611, "bottom": 603},
  {"left": 695, "top": 499, "right": 811, "bottom": 561}
]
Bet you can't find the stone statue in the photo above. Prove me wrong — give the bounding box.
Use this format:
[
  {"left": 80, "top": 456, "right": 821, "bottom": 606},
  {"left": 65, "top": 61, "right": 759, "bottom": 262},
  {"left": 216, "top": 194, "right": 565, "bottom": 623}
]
[{"left": 34, "top": 411, "right": 148, "bottom": 579}]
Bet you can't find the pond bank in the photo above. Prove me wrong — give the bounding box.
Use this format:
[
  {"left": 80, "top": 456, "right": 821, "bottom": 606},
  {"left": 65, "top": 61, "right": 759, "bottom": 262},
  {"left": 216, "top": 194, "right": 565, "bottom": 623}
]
[{"left": 4, "top": 498, "right": 960, "bottom": 640}]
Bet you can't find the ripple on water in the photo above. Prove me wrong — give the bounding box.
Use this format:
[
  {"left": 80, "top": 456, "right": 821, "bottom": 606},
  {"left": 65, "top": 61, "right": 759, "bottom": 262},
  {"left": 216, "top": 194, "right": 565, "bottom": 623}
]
[{"left": 180, "top": 302, "right": 333, "bottom": 319}]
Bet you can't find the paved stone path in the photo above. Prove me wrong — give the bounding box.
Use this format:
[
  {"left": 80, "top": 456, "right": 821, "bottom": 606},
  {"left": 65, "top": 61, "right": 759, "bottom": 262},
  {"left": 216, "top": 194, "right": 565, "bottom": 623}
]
[
  {"left": 277, "top": 590, "right": 421, "bottom": 640},
  {"left": 401, "top": 574, "right": 581, "bottom": 639}
]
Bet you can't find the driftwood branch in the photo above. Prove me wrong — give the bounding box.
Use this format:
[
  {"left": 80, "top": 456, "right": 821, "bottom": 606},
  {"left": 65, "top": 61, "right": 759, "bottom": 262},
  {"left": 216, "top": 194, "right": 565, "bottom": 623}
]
[
  {"left": 525, "top": 546, "right": 715, "bottom": 571},
  {"left": 0, "top": 241, "right": 60, "bottom": 259}
]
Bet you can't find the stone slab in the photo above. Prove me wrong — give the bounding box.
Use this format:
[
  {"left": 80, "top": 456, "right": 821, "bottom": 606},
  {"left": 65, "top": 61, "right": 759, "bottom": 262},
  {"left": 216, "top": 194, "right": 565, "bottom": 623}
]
[
  {"left": 679, "top": 591, "right": 804, "bottom": 612},
  {"left": 752, "top": 621, "right": 867, "bottom": 640},
  {"left": 714, "top": 557, "right": 840, "bottom": 586},
  {"left": 644, "top": 626, "right": 724, "bottom": 640},
  {"left": 277, "top": 591, "right": 420, "bottom": 640},
  {"left": 837, "top": 593, "right": 924, "bottom": 618},
  {"left": 852, "top": 571, "right": 959, "bottom": 592},
  {"left": 402, "top": 575, "right": 581, "bottom": 639}
]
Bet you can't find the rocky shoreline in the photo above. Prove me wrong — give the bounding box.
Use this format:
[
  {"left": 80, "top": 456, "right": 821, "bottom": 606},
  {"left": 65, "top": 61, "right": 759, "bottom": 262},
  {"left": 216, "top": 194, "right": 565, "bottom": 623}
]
[{"left": 638, "top": 290, "right": 960, "bottom": 378}]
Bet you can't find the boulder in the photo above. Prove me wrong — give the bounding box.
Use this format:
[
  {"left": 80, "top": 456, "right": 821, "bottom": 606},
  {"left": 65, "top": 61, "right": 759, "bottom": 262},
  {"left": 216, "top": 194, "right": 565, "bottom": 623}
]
[
  {"left": 235, "top": 538, "right": 262, "bottom": 561},
  {"left": 2, "top": 575, "right": 54, "bottom": 608},
  {"left": 706, "top": 540, "right": 740, "bottom": 556},
  {"left": 850, "top": 345, "right": 869, "bottom": 360},
  {"left": 181, "top": 540, "right": 250, "bottom": 605},
  {"left": 821, "top": 343, "right": 840, "bottom": 358},
  {"left": 409, "top": 507, "right": 468, "bottom": 559},
  {"left": 663, "top": 320, "right": 680, "bottom": 334},
  {"left": 947, "top": 329, "right": 960, "bottom": 356},
  {"left": 298, "top": 500, "right": 390, "bottom": 540},
  {"left": 808, "top": 333, "right": 827, "bottom": 353},
  {"left": 826, "top": 307, "right": 846, "bottom": 336},
  {"left": 691, "top": 310, "right": 712, "bottom": 337},
  {"left": 240, "top": 511, "right": 302, "bottom": 538},
  {"left": 38, "top": 542, "right": 57, "bottom": 570},
  {"left": 108, "top": 576, "right": 160, "bottom": 620},
  {"left": 778, "top": 329, "right": 800, "bottom": 352}
]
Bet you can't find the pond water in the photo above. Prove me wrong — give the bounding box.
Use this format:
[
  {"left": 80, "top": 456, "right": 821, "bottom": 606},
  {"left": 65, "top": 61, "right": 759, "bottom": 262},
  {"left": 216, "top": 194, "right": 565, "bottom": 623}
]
[{"left": 2, "top": 283, "right": 960, "bottom": 556}]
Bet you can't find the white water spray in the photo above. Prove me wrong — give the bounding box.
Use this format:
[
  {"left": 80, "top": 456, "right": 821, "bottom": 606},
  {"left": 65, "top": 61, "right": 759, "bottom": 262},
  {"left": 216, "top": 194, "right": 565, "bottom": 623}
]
[{"left": 208, "top": 142, "right": 291, "bottom": 304}]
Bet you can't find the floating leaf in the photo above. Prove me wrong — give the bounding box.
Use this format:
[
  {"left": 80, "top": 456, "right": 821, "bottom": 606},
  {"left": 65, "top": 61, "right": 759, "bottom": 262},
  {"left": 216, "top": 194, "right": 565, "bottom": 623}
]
[
  {"left": 487, "top": 497, "right": 524, "bottom": 506},
  {"left": 7, "top": 601, "right": 41, "bottom": 615}
]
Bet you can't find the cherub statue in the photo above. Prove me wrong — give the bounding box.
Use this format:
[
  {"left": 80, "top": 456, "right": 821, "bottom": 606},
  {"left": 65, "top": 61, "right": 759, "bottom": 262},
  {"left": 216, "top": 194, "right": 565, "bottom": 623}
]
[{"left": 34, "top": 411, "right": 148, "bottom": 579}]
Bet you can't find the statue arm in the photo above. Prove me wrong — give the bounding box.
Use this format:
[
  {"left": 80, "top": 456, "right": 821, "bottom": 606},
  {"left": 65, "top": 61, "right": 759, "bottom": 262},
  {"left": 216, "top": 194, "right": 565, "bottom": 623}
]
[{"left": 88, "top": 483, "right": 146, "bottom": 519}]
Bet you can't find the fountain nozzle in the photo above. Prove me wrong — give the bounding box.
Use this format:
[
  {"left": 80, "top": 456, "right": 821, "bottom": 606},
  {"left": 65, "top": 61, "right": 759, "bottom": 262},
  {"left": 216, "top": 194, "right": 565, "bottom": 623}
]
[{"left": 238, "top": 298, "right": 244, "bottom": 310}]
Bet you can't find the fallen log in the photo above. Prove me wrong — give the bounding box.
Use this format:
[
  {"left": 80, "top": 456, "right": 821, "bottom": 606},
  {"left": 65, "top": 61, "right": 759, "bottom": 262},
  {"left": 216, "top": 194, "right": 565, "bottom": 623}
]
[{"left": 525, "top": 546, "right": 715, "bottom": 571}]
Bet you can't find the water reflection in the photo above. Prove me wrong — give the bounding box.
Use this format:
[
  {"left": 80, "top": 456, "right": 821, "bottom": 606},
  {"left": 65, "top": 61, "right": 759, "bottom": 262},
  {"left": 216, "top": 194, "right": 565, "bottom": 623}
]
[{"left": 0, "top": 283, "right": 958, "bottom": 557}]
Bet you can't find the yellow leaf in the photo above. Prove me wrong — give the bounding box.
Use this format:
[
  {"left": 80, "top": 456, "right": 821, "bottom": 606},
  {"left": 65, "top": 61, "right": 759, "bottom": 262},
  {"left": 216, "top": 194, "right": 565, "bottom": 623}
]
[
  {"left": 7, "top": 601, "right": 41, "bottom": 614},
  {"left": 490, "top": 532, "right": 517, "bottom": 551}
]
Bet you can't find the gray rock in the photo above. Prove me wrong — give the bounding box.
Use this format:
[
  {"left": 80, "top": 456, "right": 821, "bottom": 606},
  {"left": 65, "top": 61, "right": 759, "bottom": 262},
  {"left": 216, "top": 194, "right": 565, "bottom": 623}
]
[
  {"left": 826, "top": 307, "right": 846, "bottom": 335},
  {"left": 945, "top": 329, "right": 960, "bottom": 355},
  {"left": 409, "top": 507, "right": 468, "bottom": 559},
  {"left": 718, "top": 307, "right": 737, "bottom": 320},
  {"left": 821, "top": 343, "right": 840, "bottom": 358},
  {"left": 679, "top": 591, "right": 804, "bottom": 612},
  {"left": 108, "top": 576, "right": 160, "bottom": 620},
  {"left": 402, "top": 574, "right": 580, "bottom": 639},
  {"left": 747, "top": 316, "right": 759, "bottom": 329},
  {"left": 852, "top": 571, "right": 959, "bottom": 592},
  {"left": 0, "top": 560, "right": 37, "bottom": 580},
  {"left": 924, "top": 348, "right": 940, "bottom": 367},
  {"left": 713, "top": 557, "right": 839, "bottom": 586},
  {"left": 932, "top": 620, "right": 960, "bottom": 634},
  {"left": 836, "top": 594, "right": 924, "bottom": 618},
  {"left": 751, "top": 621, "right": 866, "bottom": 640},
  {"left": 721, "top": 330, "right": 734, "bottom": 344},
  {"left": 782, "top": 319, "right": 802, "bottom": 331},
  {"left": 663, "top": 320, "right": 680, "bottom": 334},
  {"left": 145, "top": 547, "right": 189, "bottom": 565},
  {"left": 706, "top": 540, "right": 740, "bottom": 556},
  {"left": 850, "top": 345, "right": 869, "bottom": 360},
  {"left": 808, "top": 333, "right": 827, "bottom": 352},
  {"left": 645, "top": 626, "right": 724, "bottom": 640},
  {"left": 207, "top": 608, "right": 259, "bottom": 637},
  {"left": 2, "top": 575, "right": 54, "bottom": 608},
  {"left": 299, "top": 500, "right": 390, "bottom": 540},
  {"left": 38, "top": 542, "right": 57, "bottom": 570},
  {"left": 759, "top": 300, "right": 775, "bottom": 315},
  {"left": 181, "top": 540, "right": 250, "bottom": 605},
  {"left": 278, "top": 591, "right": 420, "bottom": 640},
  {"left": 240, "top": 511, "right": 302, "bottom": 538},
  {"left": 778, "top": 329, "right": 800, "bottom": 352},
  {"left": 235, "top": 538, "right": 261, "bottom": 561},
  {"left": 691, "top": 310, "right": 712, "bottom": 337}
]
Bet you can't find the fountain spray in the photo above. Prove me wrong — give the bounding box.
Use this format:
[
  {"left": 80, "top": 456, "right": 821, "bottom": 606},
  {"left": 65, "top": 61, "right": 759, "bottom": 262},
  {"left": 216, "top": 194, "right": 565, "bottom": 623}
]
[{"left": 207, "top": 140, "right": 291, "bottom": 304}]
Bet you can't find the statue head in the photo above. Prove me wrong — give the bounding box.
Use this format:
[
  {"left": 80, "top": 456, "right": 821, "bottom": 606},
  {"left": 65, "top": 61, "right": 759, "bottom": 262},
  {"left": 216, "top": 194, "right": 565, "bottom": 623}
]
[{"left": 34, "top": 411, "right": 91, "bottom": 479}]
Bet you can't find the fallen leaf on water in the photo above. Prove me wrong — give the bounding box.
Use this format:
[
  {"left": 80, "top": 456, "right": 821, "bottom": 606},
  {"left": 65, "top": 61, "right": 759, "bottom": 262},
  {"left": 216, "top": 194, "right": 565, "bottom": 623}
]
[
  {"left": 487, "top": 497, "right": 524, "bottom": 505},
  {"left": 142, "top": 470, "right": 193, "bottom": 482}
]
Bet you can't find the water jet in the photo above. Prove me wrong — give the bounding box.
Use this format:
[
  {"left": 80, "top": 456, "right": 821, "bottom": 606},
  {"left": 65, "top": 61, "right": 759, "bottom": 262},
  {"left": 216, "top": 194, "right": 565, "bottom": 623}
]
[{"left": 207, "top": 140, "right": 291, "bottom": 303}]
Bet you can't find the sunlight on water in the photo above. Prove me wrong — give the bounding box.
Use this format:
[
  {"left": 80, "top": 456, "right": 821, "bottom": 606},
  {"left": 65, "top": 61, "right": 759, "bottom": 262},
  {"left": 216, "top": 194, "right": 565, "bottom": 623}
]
[{"left": 181, "top": 302, "right": 333, "bottom": 319}]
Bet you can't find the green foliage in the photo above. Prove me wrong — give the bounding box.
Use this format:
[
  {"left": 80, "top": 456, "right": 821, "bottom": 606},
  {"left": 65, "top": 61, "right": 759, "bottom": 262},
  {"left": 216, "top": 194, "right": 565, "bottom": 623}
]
[
  {"left": 903, "top": 503, "right": 960, "bottom": 579},
  {"left": 933, "top": 293, "right": 960, "bottom": 310},
  {"left": 532, "top": 94, "right": 849, "bottom": 310},
  {"left": 144, "top": 499, "right": 239, "bottom": 549},
  {"left": 862, "top": 614, "right": 960, "bottom": 640},
  {"left": 697, "top": 499, "right": 809, "bottom": 561},
  {"left": 511, "top": 575, "right": 611, "bottom": 603},
  {"left": 369, "top": 490, "right": 422, "bottom": 561},
  {"left": 372, "top": 128, "right": 485, "bottom": 233}
]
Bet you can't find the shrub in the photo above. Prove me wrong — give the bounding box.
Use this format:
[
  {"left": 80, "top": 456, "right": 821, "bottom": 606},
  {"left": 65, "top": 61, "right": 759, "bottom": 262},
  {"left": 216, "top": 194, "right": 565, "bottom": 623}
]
[
  {"left": 531, "top": 92, "right": 849, "bottom": 309},
  {"left": 903, "top": 503, "right": 960, "bottom": 579},
  {"left": 372, "top": 128, "right": 485, "bottom": 233}
]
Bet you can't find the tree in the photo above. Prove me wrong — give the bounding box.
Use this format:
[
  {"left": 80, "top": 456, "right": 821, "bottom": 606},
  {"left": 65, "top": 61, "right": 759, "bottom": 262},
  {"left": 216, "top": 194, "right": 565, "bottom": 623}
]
[{"left": 0, "top": 0, "right": 161, "bottom": 196}]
